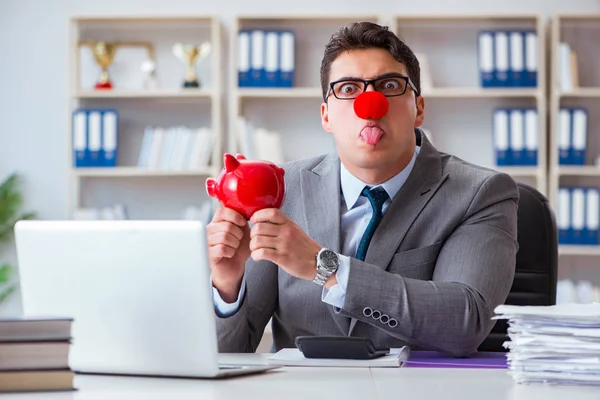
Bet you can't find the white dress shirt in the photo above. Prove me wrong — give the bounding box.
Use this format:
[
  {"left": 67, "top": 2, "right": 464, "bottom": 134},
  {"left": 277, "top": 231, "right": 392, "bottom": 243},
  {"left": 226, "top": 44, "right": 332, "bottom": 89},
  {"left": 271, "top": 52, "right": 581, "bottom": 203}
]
[{"left": 213, "top": 146, "right": 421, "bottom": 316}]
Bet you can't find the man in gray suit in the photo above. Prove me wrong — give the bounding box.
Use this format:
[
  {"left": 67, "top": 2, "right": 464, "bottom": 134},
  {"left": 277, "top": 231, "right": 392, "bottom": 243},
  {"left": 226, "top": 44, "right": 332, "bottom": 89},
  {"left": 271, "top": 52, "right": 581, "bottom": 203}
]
[{"left": 207, "top": 21, "right": 518, "bottom": 357}]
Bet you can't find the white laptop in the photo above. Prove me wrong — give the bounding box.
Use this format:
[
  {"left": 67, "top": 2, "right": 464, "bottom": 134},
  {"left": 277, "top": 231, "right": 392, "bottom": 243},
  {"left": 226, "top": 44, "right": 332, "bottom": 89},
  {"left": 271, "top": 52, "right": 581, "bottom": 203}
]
[{"left": 14, "top": 219, "right": 279, "bottom": 378}]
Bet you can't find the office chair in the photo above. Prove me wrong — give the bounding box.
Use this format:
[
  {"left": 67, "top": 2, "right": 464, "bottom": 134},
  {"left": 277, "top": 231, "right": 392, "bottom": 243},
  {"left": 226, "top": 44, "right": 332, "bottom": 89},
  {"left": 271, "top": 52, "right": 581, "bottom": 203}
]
[{"left": 477, "top": 182, "right": 558, "bottom": 352}]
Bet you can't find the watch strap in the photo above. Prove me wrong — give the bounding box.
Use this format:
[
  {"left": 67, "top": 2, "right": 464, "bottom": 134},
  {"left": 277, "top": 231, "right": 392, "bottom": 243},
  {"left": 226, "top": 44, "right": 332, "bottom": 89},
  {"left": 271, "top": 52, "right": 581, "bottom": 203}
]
[{"left": 313, "top": 268, "right": 330, "bottom": 285}]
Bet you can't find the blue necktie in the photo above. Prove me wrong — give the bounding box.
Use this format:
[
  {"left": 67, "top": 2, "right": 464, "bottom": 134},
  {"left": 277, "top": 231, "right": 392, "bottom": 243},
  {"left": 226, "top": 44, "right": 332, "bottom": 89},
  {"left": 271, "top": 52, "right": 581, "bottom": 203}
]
[{"left": 355, "top": 186, "right": 389, "bottom": 261}]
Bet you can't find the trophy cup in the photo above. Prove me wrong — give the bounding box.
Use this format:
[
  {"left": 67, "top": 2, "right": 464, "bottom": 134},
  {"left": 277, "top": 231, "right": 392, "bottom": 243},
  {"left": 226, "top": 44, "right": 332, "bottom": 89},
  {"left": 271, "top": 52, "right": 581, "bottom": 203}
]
[
  {"left": 79, "top": 40, "right": 155, "bottom": 91},
  {"left": 140, "top": 60, "right": 157, "bottom": 90},
  {"left": 91, "top": 41, "right": 118, "bottom": 89},
  {"left": 172, "top": 42, "right": 211, "bottom": 88}
]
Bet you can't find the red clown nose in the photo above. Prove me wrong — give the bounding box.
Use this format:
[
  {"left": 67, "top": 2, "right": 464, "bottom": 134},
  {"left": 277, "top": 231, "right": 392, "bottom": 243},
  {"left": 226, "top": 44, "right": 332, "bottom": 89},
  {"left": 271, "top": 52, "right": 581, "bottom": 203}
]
[{"left": 353, "top": 91, "right": 389, "bottom": 120}]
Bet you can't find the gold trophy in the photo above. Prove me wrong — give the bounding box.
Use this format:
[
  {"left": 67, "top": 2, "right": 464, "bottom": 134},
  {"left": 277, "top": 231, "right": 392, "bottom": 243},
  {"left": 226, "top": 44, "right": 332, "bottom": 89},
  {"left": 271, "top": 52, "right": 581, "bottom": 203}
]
[
  {"left": 173, "top": 42, "right": 211, "bottom": 88},
  {"left": 90, "top": 41, "right": 118, "bottom": 89},
  {"left": 79, "top": 41, "right": 155, "bottom": 90}
]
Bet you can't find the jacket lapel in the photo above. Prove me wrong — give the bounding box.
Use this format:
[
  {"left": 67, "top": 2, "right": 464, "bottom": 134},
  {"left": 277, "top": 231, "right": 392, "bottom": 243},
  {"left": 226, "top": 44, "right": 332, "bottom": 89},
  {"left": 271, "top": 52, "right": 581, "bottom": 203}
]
[
  {"left": 299, "top": 152, "right": 341, "bottom": 252},
  {"left": 300, "top": 153, "right": 351, "bottom": 335},
  {"left": 363, "top": 131, "right": 449, "bottom": 269}
]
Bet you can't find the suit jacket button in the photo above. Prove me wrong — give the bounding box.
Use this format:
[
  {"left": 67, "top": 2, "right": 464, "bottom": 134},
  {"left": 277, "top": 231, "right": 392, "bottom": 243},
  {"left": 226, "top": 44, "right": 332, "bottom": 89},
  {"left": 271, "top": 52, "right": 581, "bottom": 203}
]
[
  {"left": 363, "top": 307, "right": 373, "bottom": 317},
  {"left": 388, "top": 318, "right": 398, "bottom": 328},
  {"left": 380, "top": 314, "right": 389, "bottom": 324},
  {"left": 372, "top": 310, "right": 381, "bottom": 320}
]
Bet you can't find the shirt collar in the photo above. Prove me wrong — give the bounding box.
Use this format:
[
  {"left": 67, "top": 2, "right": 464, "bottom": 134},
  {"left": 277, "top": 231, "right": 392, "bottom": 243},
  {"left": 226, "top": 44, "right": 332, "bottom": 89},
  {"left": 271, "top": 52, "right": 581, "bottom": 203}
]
[{"left": 340, "top": 146, "right": 420, "bottom": 211}]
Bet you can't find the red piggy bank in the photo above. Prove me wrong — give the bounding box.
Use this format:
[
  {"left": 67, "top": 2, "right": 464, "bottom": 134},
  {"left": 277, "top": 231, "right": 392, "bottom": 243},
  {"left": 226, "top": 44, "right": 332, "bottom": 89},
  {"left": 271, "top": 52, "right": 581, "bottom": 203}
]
[{"left": 205, "top": 153, "right": 286, "bottom": 220}]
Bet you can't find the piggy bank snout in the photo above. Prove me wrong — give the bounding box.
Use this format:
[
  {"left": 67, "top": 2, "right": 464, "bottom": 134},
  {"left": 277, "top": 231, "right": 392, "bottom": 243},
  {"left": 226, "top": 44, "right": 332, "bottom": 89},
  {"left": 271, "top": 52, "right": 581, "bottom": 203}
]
[{"left": 205, "top": 178, "right": 217, "bottom": 198}]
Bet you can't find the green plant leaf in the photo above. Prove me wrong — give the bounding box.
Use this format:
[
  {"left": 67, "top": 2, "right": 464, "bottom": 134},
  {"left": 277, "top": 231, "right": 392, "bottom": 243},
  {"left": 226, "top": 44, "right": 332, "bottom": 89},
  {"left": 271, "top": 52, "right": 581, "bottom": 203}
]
[
  {"left": 0, "top": 173, "right": 36, "bottom": 244},
  {"left": 0, "top": 284, "right": 16, "bottom": 305},
  {"left": 0, "top": 171, "right": 34, "bottom": 307},
  {"left": 0, "top": 173, "right": 23, "bottom": 226},
  {"left": 0, "top": 212, "right": 37, "bottom": 243},
  {"left": 0, "top": 263, "right": 12, "bottom": 284}
]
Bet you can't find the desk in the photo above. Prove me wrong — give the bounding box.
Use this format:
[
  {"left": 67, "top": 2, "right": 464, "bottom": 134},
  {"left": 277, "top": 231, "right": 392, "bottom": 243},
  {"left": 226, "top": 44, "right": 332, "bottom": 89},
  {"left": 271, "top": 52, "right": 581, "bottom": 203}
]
[{"left": 2, "top": 354, "right": 599, "bottom": 400}]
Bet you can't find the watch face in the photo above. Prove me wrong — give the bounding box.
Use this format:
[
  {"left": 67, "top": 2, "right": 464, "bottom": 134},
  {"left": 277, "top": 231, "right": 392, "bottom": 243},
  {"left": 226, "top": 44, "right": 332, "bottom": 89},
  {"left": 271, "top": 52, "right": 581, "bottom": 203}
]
[{"left": 319, "top": 249, "right": 339, "bottom": 270}]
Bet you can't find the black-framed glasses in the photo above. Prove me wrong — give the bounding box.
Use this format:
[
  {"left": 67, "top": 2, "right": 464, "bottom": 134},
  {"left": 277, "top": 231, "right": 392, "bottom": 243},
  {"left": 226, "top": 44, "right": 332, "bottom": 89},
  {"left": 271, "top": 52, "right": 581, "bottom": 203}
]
[{"left": 326, "top": 74, "right": 419, "bottom": 100}]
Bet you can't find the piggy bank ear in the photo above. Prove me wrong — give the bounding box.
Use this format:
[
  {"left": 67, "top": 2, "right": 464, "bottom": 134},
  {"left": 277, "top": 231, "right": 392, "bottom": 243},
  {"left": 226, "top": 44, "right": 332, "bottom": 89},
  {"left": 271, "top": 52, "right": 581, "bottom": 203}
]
[
  {"left": 235, "top": 153, "right": 247, "bottom": 160},
  {"left": 224, "top": 153, "right": 240, "bottom": 172}
]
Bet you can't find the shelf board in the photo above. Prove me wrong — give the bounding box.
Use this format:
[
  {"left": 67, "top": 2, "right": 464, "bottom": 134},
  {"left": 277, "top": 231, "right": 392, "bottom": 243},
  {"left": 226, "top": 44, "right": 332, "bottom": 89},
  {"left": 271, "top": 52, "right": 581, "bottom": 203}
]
[
  {"left": 557, "top": 166, "right": 600, "bottom": 176},
  {"left": 422, "top": 87, "right": 539, "bottom": 98},
  {"left": 72, "top": 167, "right": 215, "bottom": 177},
  {"left": 236, "top": 87, "right": 539, "bottom": 99},
  {"left": 73, "top": 89, "right": 215, "bottom": 99},
  {"left": 236, "top": 87, "right": 323, "bottom": 99},
  {"left": 495, "top": 166, "right": 540, "bottom": 177},
  {"left": 236, "top": 14, "right": 380, "bottom": 22},
  {"left": 556, "top": 14, "right": 600, "bottom": 22},
  {"left": 395, "top": 14, "right": 540, "bottom": 22},
  {"left": 559, "top": 88, "right": 600, "bottom": 98},
  {"left": 559, "top": 245, "right": 600, "bottom": 256},
  {"left": 71, "top": 15, "right": 216, "bottom": 23}
]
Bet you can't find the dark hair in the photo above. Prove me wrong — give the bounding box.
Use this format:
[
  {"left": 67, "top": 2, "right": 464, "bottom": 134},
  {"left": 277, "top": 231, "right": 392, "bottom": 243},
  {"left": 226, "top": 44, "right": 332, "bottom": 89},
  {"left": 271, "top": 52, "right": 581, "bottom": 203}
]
[{"left": 320, "top": 21, "right": 421, "bottom": 101}]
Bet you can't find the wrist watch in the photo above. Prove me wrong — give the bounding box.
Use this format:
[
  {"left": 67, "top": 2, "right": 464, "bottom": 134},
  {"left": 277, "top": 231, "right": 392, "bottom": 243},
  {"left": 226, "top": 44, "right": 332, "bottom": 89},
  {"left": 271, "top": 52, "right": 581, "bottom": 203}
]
[{"left": 313, "top": 248, "right": 340, "bottom": 286}]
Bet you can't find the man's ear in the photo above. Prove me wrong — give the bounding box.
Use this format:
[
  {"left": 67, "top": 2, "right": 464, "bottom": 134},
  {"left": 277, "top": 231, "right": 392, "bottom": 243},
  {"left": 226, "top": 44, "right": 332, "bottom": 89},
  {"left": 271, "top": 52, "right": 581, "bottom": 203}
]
[
  {"left": 321, "top": 102, "right": 333, "bottom": 133},
  {"left": 413, "top": 96, "right": 425, "bottom": 128}
]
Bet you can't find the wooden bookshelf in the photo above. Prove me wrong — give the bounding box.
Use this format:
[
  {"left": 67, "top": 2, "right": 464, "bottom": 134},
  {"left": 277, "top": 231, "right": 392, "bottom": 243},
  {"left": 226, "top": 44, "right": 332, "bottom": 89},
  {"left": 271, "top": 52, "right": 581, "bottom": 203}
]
[
  {"left": 392, "top": 14, "right": 547, "bottom": 195},
  {"left": 549, "top": 14, "right": 600, "bottom": 259},
  {"left": 67, "top": 15, "right": 222, "bottom": 220}
]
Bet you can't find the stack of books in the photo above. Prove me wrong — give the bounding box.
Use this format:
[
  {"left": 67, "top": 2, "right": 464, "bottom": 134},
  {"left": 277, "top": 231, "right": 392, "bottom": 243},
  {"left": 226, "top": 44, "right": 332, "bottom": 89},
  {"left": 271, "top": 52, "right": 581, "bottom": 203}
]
[
  {"left": 0, "top": 316, "right": 74, "bottom": 392},
  {"left": 494, "top": 303, "right": 600, "bottom": 386}
]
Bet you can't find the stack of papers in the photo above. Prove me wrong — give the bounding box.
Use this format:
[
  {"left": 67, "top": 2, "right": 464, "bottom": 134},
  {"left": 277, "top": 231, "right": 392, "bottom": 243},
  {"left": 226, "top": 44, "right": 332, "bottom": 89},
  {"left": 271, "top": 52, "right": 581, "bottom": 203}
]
[
  {"left": 267, "top": 346, "right": 410, "bottom": 368},
  {"left": 494, "top": 303, "right": 600, "bottom": 386}
]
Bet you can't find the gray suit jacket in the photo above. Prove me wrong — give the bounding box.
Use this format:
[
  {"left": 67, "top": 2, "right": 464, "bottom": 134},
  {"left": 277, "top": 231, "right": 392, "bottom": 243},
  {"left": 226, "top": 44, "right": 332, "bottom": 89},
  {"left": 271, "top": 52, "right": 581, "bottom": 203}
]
[{"left": 215, "top": 129, "right": 519, "bottom": 357}]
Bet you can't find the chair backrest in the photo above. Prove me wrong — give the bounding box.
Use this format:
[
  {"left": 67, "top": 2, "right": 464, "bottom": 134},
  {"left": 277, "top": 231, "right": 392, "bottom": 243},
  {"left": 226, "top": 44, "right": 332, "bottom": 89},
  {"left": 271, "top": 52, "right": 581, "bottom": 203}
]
[{"left": 477, "top": 182, "right": 558, "bottom": 352}]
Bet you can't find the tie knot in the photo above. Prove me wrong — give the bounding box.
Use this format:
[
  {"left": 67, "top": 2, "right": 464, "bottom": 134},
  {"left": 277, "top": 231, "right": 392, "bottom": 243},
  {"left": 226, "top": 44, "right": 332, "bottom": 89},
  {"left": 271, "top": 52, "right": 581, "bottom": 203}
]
[{"left": 361, "top": 186, "right": 389, "bottom": 210}]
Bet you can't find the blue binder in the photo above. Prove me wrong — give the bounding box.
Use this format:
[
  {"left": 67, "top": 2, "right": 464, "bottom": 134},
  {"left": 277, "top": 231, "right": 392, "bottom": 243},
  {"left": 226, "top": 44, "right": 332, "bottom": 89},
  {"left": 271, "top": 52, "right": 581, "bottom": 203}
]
[
  {"left": 508, "top": 30, "right": 525, "bottom": 87},
  {"left": 86, "top": 110, "right": 102, "bottom": 167},
  {"left": 264, "top": 30, "right": 279, "bottom": 87},
  {"left": 100, "top": 109, "right": 118, "bottom": 167},
  {"left": 571, "top": 187, "right": 586, "bottom": 245},
  {"left": 72, "top": 109, "right": 88, "bottom": 167},
  {"left": 238, "top": 30, "right": 251, "bottom": 87},
  {"left": 249, "top": 30, "right": 265, "bottom": 87},
  {"left": 509, "top": 108, "right": 525, "bottom": 165},
  {"left": 558, "top": 187, "right": 570, "bottom": 244},
  {"left": 558, "top": 108, "right": 572, "bottom": 165},
  {"left": 571, "top": 107, "right": 588, "bottom": 166},
  {"left": 278, "top": 30, "right": 295, "bottom": 87},
  {"left": 478, "top": 30, "right": 495, "bottom": 87},
  {"left": 494, "top": 31, "right": 509, "bottom": 87},
  {"left": 524, "top": 31, "right": 538, "bottom": 87},
  {"left": 584, "top": 187, "right": 600, "bottom": 245},
  {"left": 523, "top": 108, "right": 538, "bottom": 166},
  {"left": 493, "top": 108, "right": 510, "bottom": 165}
]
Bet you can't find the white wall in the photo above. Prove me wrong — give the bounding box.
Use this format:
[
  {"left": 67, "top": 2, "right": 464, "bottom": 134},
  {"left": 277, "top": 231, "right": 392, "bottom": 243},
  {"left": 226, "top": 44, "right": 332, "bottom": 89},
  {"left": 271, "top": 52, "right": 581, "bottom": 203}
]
[{"left": 1, "top": 0, "right": 600, "bottom": 315}]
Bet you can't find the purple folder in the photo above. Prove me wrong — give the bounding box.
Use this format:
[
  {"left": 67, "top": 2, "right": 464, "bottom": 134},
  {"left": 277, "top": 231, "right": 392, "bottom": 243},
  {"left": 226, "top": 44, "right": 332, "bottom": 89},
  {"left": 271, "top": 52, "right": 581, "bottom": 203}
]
[{"left": 405, "top": 351, "right": 507, "bottom": 369}]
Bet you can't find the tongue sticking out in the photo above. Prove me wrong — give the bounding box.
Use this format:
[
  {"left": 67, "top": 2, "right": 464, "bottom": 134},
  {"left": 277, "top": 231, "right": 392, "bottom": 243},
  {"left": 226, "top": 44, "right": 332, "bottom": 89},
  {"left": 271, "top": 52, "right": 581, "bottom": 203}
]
[{"left": 360, "top": 126, "right": 384, "bottom": 145}]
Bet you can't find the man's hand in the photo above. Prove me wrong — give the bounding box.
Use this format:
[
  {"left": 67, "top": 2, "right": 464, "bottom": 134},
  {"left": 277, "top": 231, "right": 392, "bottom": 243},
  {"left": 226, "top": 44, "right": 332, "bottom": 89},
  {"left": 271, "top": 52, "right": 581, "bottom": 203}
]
[
  {"left": 206, "top": 207, "right": 251, "bottom": 303},
  {"left": 249, "top": 208, "right": 322, "bottom": 280}
]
